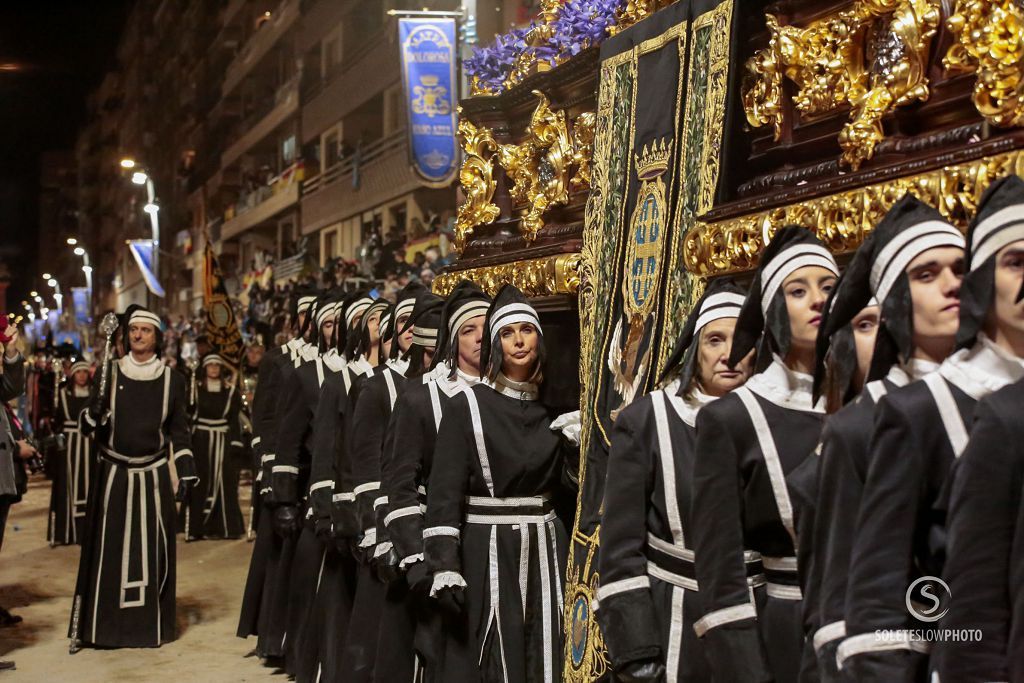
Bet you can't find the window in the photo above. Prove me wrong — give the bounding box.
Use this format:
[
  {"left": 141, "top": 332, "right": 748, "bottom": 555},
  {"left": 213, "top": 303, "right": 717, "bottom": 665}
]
[
  {"left": 322, "top": 26, "right": 343, "bottom": 81},
  {"left": 321, "top": 226, "right": 339, "bottom": 265},
  {"left": 321, "top": 123, "right": 343, "bottom": 172},
  {"left": 383, "top": 84, "right": 404, "bottom": 135},
  {"left": 282, "top": 135, "right": 297, "bottom": 165}
]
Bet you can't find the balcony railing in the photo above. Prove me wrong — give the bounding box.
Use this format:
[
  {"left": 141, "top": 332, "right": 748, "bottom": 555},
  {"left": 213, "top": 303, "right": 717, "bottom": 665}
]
[
  {"left": 221, "top": 160, "right": 304, "bottom": 241},
  {"left": 221, "top": 74, "right": 300, "bottom": 170},
  {"left": 222, "top": 0, "right": 300, "bottom": 97},
  {"left": 301, "top": 131, "right": 404, "bottom": 196}
]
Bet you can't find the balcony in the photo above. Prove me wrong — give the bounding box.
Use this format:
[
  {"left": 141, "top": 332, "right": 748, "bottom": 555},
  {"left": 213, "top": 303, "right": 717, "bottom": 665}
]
[
  {"left": 220, "top": 162, "right": 303, "bottom": 241},
  {"left": 301, "top": 131, "right": 422, "bottom": 234},
  {"left": 222, "top": 0, "right": 300, "bottom": 97},
  {"left": 221, "top": 75, "right": 300, "bottom": 170},
  {"left": 301, "top": 33, "right": 398, "bottom": 143}
]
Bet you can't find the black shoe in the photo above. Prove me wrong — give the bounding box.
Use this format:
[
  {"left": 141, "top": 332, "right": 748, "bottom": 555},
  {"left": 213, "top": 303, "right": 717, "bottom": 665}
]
[
  {"left": 0, "top": 608, "right": 22, "bottom": 627},
  {"left": 0, "top": 660, "right": 15, "bottom": 670}
]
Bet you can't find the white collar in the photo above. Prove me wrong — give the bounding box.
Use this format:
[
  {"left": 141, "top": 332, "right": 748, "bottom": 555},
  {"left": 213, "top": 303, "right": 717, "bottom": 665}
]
[
  {"left": 300, "top": 343, "right": 319, "bottom": 362},
  {"left": 939, "top": 333, "right": 1024, "bottom": 400},
  {"left": 434, "top": 366, "right": 485, "bottom": 396},
  {"left": 884, "top": 357, "right": 941, "bottom": 388},
  {"left": 118, "top": 353, "right": 165, "bottom": 382},
  {"left": 386, "top": 358, "right": 409, "bottom": 377},
  {"left": 662, "top": 380, "right": 717, "bottom": 427},
  {"left": 743, "top": 354, "right": 824, "bottom": 413},
  {"left": 323, "top": 349, "right": 348, "bottom": 373},
  {"left": 73, "top": 385, "right": 91, "bottom": 398},
  {"left": 494, "top": 373, "right": 539, "bottom": 401},
  {"left": 207, "top": 378, "right": 222, "bottom": 392}
]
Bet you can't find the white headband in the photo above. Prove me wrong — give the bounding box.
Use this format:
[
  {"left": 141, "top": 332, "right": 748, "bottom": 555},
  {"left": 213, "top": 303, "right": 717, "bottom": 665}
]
[
  {"left": 316, "top": 301, "right": 339, "bottom": 326},
  {"left": 870, "top": 221, "right": 965, "bottom": 303},
  {"left": 489, "top": 302, "right": 542, "bottom": 341},
  {"left": 345, "top": 298, "right": 374, "bottom": 327},
  {"left": 68, "top": 361, "right": 90, "bottom": 375},
  {"left": 693, "top": 292, "right": 745, "bottom": 333},
  {"left": 394, "top": 298, "right": 416, "bottom": 322},
  {"left": 128, "top": 310, "right": 161, "bottom": 329},
  {"left": 297, "top": 295, "right": 317, "bottom": 313},
  {"left": 970, "top": 204, "right": 1024, "bottom": 269},
  {"left": 202, "top": 354, "right": 226, "bottom": 367},
  {"left": 759, "top": 245, "right": 839, "bottom": 315},
  {"left": 449, "top": 300, "right": 490, "bottom": 335},
  {"left": 412, "top": 325, "right": 439, "bottom": 347}
]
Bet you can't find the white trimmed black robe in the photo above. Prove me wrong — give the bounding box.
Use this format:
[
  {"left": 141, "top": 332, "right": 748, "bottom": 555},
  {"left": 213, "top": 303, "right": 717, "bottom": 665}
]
[
  {"left": 597, "top": 382, "right": 724, "bottom": 683},
  {"left": 424, "top": 378, "right": 569, "bottom": 683},
  {"left": 70, "top": 356, "right": 195, "bottom": 648},
  {"left": 840, "top": 336, "right": 1024, "bottom": 681},
  {"left": 48, "top": 385, "right": 95, "bottom": 546},
  {"left": 691, "top": 357, "right": 825, "bottom": 683}
]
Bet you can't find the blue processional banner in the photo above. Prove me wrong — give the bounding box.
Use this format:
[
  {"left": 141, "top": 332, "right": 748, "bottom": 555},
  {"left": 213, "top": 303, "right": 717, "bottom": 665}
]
[
  {"left": 399, "top": 17, "right": 459, "bottom": 187},
  {"left": 71, "top": 287, "right": 90, "bottom": 326},
  {"left": 128, "top": 239, "right": 165, "bottom": 298}
]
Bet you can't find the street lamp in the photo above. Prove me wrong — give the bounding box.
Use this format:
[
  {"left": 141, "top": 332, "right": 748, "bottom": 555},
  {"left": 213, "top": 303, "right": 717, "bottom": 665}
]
[
  {"left": 45, "top": 277, "right": 63, "bottom": 317},
  {"left": 120, "top": 160, "right": 161, "bottom": 304},
  {"left": 68, "top": 240, "right": 93, "bottom": 322}
]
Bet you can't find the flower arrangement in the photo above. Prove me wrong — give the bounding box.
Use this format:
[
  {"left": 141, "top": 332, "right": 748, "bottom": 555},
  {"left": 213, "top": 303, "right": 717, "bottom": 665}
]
[{"left": 465, "top": 0, "right": 625, "bottom": 96}]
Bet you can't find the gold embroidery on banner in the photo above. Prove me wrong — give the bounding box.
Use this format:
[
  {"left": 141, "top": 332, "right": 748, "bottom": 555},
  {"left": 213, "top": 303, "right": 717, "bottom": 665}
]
[{"left": 683, "top": 149, "right": 1024, "bottom": 277}]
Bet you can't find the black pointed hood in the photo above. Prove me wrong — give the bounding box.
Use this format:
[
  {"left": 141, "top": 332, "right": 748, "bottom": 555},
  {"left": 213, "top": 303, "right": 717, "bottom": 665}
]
[
  {"left": 728, "top": 226, "right": 839, "bottom": 369},
  {"left": 431, "top": 280, "right": 492, "bottom": 372},
  {"left": 658, "top": 278, "right": 746, "bottom": 393},
  {"left": 958, "top": 174, "right": 1024, "bottom": 349}
]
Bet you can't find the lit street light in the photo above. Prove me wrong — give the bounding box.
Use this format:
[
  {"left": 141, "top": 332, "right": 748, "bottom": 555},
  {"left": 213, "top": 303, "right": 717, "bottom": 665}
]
[
  {"left": 67, "top": 238, "right": 93, "bottom": 322},
  {"left": 120, "top": 159, "right": 161, "bottom": 305},
  {"left": 66, "top": 237, "right": 77, "bottom": 246}
]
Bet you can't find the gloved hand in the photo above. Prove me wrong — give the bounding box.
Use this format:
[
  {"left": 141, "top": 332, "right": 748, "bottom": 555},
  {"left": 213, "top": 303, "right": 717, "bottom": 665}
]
[
  {"left": 372, "top": 545, "right": 401, "bottom": 584},
  {"left": 405, "top": 560, "right": 432, "bottom": 595},
  {"left": 615, "top": 660, "right": 666, "bottom": 683},
  {"left": 88, "top": 396, "right": 106, "bottom": 423},
  {"left": 314, "top": 515, "right": 333, "bottom": 541},
  {"left": 272, "top": 504, "right": 302, "bottom": 538},
  {"left": 175, "top": 478, "right": 194, "bottom": 504},
  {"left": 433, "top": 585, "right": 465, "bottom": 620}
]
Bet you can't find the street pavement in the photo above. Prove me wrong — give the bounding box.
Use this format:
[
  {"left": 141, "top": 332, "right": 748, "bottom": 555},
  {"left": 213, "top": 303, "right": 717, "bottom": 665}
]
[{"left": 0, "top": 476, "right": 274, "bottom": 681}]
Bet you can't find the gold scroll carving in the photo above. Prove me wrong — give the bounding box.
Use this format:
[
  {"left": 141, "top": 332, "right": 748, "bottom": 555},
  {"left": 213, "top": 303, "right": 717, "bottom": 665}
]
[
  {"left": 945, "top": 0, "right": 1024, "bottom": 128},
  {"left": 613, "top": 0, "right": 676, "bottom": 35},
  {"left": 432, "top": 253, "right": 582, "bottom": 297},
  {"left": 454, "top": 112, "right": 501, "bottom": 253},
  {"left": 683, "top": 149, "right": 1024, "bottom": 277},
  {"left": 742, "top": 1, "right": 940, "bottom": 170},
  {"left": 455, "top": 93, "right": 596, "bottom": 252}
]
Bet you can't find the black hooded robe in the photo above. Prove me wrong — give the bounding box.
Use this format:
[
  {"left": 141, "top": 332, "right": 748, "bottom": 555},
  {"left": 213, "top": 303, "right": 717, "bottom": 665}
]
[
  {"left": 70, "top": 360, "right": 196, "bottom": 648},
  {"left": 48, "top": 385, "right": 95, "bottom": 546}
]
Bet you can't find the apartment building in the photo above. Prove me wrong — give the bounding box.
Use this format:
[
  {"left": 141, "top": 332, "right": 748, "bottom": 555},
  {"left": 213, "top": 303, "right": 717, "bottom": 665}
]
[{"left": 73, "top": 0, "right": 541, "bottom": 315}]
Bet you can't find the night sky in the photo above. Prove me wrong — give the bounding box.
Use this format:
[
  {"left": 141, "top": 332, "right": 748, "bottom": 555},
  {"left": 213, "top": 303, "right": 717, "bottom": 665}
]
[{"left": 0, "top": 2, "right": 129, "bottom": 312}]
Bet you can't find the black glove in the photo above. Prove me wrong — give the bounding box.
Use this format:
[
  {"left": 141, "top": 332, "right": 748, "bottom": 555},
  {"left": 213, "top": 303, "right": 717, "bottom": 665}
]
[
  {"left": 372, "top": 544, "right": 401, "bottom": 584},
  {"left": 405, "top": 560, "right": 432, "bottom": 595},
  {"left": 272, "top": 504, "right": 302, "bottom": 538},
  {"left": 175, "top": 478, "right": 194, "bottom": 504},
  {"left": 314, "top": 515, "right": 333, "bottom": 541},
  {"left": 88, "top": 396, "right": 106, "bottom": 422},
  {"left": 433, "top": 585, "right": 465, "bottom": 620},
  {"left": 615, "top": 660, "right": 666, "bottom": 683}
]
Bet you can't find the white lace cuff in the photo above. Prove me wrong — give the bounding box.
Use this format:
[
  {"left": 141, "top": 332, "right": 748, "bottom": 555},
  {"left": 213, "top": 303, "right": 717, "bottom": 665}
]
[
  {"left": 359, "top": 528, "right": 377, "bottom": 548},
  {"left": 373, "top": 541, "right": 393, "bottom": 559},
  {"left": 430, "top": 571, "right": 467, "bottom": 597},
  {"left": 399, "top": 553, "right": 424, "bottom": 569}
]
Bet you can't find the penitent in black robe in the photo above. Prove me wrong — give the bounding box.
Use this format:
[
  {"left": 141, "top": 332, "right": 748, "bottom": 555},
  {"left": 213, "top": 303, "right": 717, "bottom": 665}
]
[
  {"left": 341, "top": 363, "right": 408, "bottom": 683},
  {"left": 48, "top": 385, "right": 96, "bottom": 546},
  {"left": 597, "top": 383, "right": 732, "bottom": 683},
  {"left": 690, "top": 357, "right": 825, "bottom": 683},
  {"left": 70, "top": 356, "right": 196, "bottom": 648},
  {"left": 840, "top": 338, "right": 1024, "bottom": 681},
  {"left": 424, "top": 377, "right": 570, "bottom": 683},
  {"left": 180, "top": 380, "right": 244, "bottom": 539},
  {"left": 933, "top": 377, "right": 1024, "bottom": 682},
  {"left": 377, "top": 365, "right": 481, "bottom": 683}
]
